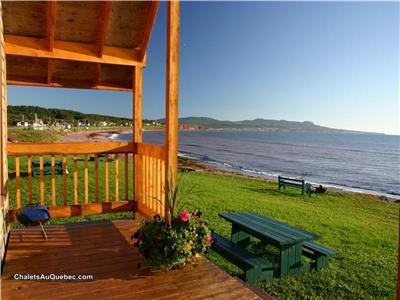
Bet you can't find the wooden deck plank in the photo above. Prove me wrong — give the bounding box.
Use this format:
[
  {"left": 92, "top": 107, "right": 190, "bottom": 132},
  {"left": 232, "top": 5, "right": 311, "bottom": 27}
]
[{"left": 2, "top": 218, "right": 265, "bottom": 300}]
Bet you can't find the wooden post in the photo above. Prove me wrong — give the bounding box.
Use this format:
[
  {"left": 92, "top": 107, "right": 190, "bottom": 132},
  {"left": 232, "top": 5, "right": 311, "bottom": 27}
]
[
  {"left": 133, "top": 66, "right": 143, "bottom": 203},
  {"left": 0, "top": 1, "right": 9, "bottom": 264},
  {"left": 165, "top": 0, "right": 180, "bottom": 221}
]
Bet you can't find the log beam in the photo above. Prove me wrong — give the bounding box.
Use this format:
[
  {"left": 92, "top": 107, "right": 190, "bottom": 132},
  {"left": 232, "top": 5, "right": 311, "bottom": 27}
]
[
  {"left": 93, "top": 1, "right": 112, "bottom": 87},
  {"left": 46, "top": 2, "right": 56, "bottom": 84},
  {"left": 7, "top": 78, "right": 132, "bottom": 92},
  {"left": 97, "top": 1, "right": 112, "bottom": 57},
  {"left": 5, "top": 35, "right": 145, "bottom": 67},
  {"left": 138, "top": 1, "right": 160, "bottom": 60},
  {"left": 47, "top": 1, "right": 56, "bottom": 51}
]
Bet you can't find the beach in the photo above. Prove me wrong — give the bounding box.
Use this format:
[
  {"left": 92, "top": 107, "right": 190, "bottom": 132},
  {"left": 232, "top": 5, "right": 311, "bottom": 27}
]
[{"left": 60, "top": 129, "right": 131, "bottom": 143}]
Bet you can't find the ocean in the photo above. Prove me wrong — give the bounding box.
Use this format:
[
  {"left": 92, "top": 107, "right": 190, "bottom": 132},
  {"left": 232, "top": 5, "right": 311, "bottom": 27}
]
[{"left": 111, "top": 131, "right": 400, "bottom": 200}]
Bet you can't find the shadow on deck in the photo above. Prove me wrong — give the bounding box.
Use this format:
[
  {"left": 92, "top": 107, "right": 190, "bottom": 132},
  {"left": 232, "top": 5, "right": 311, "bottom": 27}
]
[{"left": 1, "top": 217, "right": 270, "bottom": 300}]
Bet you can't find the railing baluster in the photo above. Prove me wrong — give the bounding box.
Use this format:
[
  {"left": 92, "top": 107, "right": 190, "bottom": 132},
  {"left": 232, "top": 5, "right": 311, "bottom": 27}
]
[
  {"left": 142, "top": 155, "right": 146, "bottom": 205},
  {"left": 74, "top": 155, "right": 78, "bottom": 204},
  {"left": 63, "top": 155, "right": 67, "bottom": 205},
  {"left": 15, "top": 156, "right": 20, "bottom": 208},
  {"left": 156, "top": 158, "right": 161, "bottom": 214},
  {"left": 153, "top": 157, "right": 157, "bottom": 211},
  {"left": 84, "top": 154, "right": 88, "bottom": 204},
  {"left": 149, "top": 156, "right": 154, "bottom": 209},
  {"left": 154, "top": 157, "right": 158, "bottom": 212},
  {"left": 39, "top": 156, "right": 44, "bottom": 205},
  {"left": 115, "top": 154, "right": 119, "bottom": 201},
  {"left": 124, "top": 153, "right": 128, "bottom": 201},
  {"left": 95, "top": 154, "right": 99, "bottom": 202},
  {"left": 161, "top": 159, "right": 166, "bottom": 217},
  {"left": 51, "top": 155, "right": 56, "bottom": 206},
  {"left": 145, "top": 155, "right": 149, "bottom": 207},
  {"left": 28, "top": 155, "right": 32, "bottom": 204},
  {"left": 105, "top": 154, "right": 109, "bottom": 202}
]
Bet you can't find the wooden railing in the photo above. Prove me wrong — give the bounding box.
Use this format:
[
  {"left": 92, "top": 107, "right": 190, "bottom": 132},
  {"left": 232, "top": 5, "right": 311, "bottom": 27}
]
[
  {"left": 7, "top": 141, "right": 167, "bottom": 221},
  {"left": 136, "top": 143, "right": 167, "bottom": 218}
]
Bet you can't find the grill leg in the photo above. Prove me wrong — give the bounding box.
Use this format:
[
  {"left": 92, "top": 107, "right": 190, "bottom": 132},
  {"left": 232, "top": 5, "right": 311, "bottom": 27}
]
[{"left": 39, "top": 222, "right": 48, "bottom": 239}]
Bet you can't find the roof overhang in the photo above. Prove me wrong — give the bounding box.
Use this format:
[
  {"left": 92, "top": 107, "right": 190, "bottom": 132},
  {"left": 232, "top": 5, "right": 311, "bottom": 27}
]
[{"left": 2, "top": 1, "right": 159, "bottom": 91}]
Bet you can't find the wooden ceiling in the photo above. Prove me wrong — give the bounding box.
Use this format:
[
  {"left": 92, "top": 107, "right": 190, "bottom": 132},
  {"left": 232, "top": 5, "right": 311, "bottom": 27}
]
[{"left": 2, "top": 1, "right": 159, "bottom": 91}]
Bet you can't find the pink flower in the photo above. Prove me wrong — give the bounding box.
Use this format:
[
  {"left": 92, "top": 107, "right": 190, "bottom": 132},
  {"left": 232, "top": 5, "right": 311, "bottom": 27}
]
[
  {"left": 180, "top": 210, "right": 190, "bottom": 222},
  {"left": 205, "top": 235, "right": 212, "bottom": 245}
]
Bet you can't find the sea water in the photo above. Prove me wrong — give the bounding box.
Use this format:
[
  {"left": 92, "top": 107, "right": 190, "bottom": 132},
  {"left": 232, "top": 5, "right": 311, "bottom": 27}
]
[{"left": 112, "top": 131, "right": 400, "bottom": 200}]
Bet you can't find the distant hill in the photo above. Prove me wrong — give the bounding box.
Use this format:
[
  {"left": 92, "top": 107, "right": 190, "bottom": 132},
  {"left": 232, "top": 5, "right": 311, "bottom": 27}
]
[
  {"left": 159, "top": 116, "right": 382, "bottom": 134},
  {"left": 8, "top": 105, "right": 152, "bottom": 126},
  {"left": 8, "top": 106, "right": 381, "bottom": 134}
]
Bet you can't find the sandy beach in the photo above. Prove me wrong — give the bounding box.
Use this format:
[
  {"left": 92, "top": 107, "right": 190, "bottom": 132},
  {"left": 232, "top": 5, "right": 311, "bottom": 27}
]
[{"left": 61, "top": 129, "right": 131, "bottom": 143}]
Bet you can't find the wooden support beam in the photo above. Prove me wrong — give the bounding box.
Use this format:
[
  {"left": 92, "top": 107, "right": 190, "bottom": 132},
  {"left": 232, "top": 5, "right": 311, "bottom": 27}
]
[
  {"left": 47, "top": 1, "right": 56, "bottom": 51},
  {"left": 165, "top": 0, "right": 180, "bottom": 220},
  {"left": 138, "top": 1, "right": 160, "bottom": 60},
  {"left": 97, "top": 1, "right": 112, "bottom": 57},
  {"left": 7, "top": 77, "right": 132, "bottom": 92},
  {"left": 133, "top": 66, "right": 143, "bottom": 203},
  {"left": 5, "top": 35, "right": 145, "bottom": 67},
  {"left": 46, "top": 2, "right": 56, "bottom": 84},
  {"left": 92, "top": 1, "right": 112, "bottom": 88}
]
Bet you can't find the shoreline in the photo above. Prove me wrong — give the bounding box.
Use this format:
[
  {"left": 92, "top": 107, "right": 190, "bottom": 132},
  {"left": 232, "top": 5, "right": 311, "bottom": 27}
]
[
  {"left": 60, "top": 129, "right": 399, "bottom": 203},
  {"left": 60, "top": 129, "right": 131, "bottom": 143}
]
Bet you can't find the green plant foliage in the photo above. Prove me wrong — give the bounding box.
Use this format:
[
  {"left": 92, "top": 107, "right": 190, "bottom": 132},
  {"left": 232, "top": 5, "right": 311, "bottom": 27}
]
[{"left": 133, "top": 211, "right": 212, "bottom": 270}]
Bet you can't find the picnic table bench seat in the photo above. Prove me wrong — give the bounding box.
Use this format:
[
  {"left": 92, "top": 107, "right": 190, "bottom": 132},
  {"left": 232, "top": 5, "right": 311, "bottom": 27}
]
[
  {"left": 302, "top": 241, "right": 337, "bottom": 270},
  {"left": 211, "top": 232, "right": 274, "bottom": 283}
]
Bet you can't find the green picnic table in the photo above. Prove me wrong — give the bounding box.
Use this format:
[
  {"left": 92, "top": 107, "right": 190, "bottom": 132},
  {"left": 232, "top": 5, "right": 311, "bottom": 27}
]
[{"left": 213, "top": 212, "right": 336, "bottom": 282}]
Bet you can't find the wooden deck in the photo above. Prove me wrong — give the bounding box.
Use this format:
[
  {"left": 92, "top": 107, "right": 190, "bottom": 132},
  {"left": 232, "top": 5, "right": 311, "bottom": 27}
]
[{"left": 1, "top": 217, "right": 267, "bottom": 300}]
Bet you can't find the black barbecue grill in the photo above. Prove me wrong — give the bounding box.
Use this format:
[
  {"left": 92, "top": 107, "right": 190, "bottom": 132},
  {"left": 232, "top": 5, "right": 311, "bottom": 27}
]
[{"left": 16, "top": 204, "right": 51, "bottom": 239}]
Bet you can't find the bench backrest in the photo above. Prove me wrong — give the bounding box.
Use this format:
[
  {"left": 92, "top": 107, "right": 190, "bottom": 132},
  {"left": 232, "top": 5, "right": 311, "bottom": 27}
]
[{"left": 278, "top": 176, "right": 304, "bottom": 184}]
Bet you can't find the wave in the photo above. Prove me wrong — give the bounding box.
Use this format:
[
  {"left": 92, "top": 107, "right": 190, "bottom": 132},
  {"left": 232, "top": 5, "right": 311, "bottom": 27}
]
[
  {"left": 108, "top": 133, "right": 120, "bottom": 140},
  {"left": 111, "top": 131, "right": 399, "bottom": 201},
  {"left": 178, "top": 151, "right": 400, "bottom": 201}
]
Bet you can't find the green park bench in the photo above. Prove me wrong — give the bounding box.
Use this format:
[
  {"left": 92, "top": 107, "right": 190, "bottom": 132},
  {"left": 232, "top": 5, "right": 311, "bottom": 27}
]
[
  {"left": 278, "top": 176, "right": 311, "bottom": 197},
  {"left": 211, "top": 232, "right": 274, "bottom": 283}
]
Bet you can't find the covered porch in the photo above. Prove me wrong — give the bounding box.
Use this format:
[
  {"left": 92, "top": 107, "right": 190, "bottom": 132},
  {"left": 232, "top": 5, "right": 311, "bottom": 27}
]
[{"left": 0, "top": 1, "right": 267, "bottom": 299}]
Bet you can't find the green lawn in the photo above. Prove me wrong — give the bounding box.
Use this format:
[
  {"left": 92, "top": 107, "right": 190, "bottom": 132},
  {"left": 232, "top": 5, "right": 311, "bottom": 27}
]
[{"left": 6, "top": 156, "right": 398, "bottom": 299}]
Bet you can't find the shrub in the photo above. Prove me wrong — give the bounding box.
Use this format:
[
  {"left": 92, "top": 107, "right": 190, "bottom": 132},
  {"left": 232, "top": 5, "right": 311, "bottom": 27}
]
[{"left": 133, "top": 210, "right": 212, "bottom": 270}]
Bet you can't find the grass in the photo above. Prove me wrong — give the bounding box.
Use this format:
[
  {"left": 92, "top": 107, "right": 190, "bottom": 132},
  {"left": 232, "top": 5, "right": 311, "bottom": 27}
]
[
  {"left": 6, "top": 156, "right": 398, "bottom": 299},
  {"left": 7, "top": 125, "right": 163, "bottom": 144},
  {"left": 8, "top": 128, "right": 62, "bottom": 143}
]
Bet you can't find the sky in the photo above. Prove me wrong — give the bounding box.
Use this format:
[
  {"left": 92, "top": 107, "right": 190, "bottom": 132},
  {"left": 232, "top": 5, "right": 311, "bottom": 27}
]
[{"left": 8, "top": 1, "right": 399, "bottom": 135}]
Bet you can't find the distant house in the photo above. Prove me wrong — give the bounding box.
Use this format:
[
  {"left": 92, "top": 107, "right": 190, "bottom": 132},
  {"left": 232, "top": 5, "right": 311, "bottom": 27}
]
[
  {"left": 99, "top": 121, "right": 108, "bottom": 127},
  {"left": 31, "top": 119, "right": 45, "bottom": 130},
  {"left": 29, "top": 113, "right": 46, "bottom": 130},
  {"left": 16, "top": 121, "right": 29, "bottom": 128}
]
